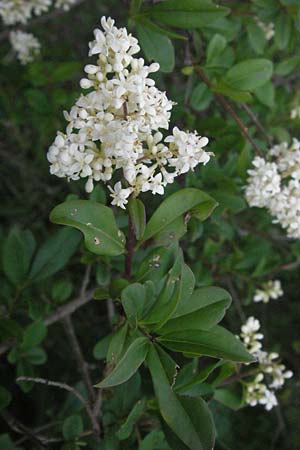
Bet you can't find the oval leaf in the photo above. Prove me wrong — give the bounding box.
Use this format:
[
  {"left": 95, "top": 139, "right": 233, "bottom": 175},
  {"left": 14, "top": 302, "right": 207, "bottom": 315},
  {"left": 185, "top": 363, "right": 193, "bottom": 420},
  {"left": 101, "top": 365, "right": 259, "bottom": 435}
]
[
  {"left": 95, "top": 337, "right": 149, "bottom": 388},
  {"left": 50, "top": 200, "right": 125, "bottom": 256},
  {"left": 159, "top": 326, "right": 254, "bottom": 362},
  {"left": 224, "top": 58, "right": 273, "bottom": 91},
  {"left": 140, "top": 188, "right": 217, "bottom": 244}
]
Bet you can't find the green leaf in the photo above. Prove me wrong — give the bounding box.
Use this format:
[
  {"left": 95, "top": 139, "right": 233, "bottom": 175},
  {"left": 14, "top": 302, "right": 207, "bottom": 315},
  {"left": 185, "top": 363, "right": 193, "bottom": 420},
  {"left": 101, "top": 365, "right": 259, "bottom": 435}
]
[
  {"left": 136, "top": 24, "right": 175, "bottom": 73},
  {"left": 142, "top": 250, "right": 196, "bottom": 328},
  {"left": 107, "top": 323, "right": 128, "bottom": 364},
  {"left": 136, "top": 242, "right": 179, "bottom": 283},
  {"left": 172, "top": 286, "right": 231, "bottom": 318},
  {"left": 95, "top": 337, "right": 149, "bottom": 388},
  {"left": 22, "top": 321, "right": 47, "bottom": 349},
  {"left": 237, "top": 145, "right": 252, "bottom": 179},
  {"left": 214, "top": 387, "right": 243, "bottom": 410},
  {"left": 158, "top": 286, "right": 231, "bottom": 334},
  {"left": 159, "top": 326, "right": 254, "bottom": 362},
  {"left": 247, "top": 23, "right": 267, "bottom": 54},
  {"left": 25, "top": 347, "right": 47, "bottom": 365},
  {"left": 214, "top": 80, "right": 253, "bottom": 103},
  {"left": 50, "top": 200, "right": 125, "bottom": 256},
  {"left": 206, "top": 33, "right": 227, "bottom": 63},
  {"left": 93, "top": 333, "right": 112, "bottom": 360},
  {"left": 224, "top": 59, "right": 273, "bottom": 91},
  {"left": 0, "top": 387, "right": 12, "bottom": 411},
  {"left": 121, "top": 282, "right": 155, "bottom": 327},
  {"left": 63, "top": 415, "right": 83, "bottom": 440},
  {"left": 147, "top": 344, "right": 206, "bottom": 450},
  {"left": 275, "top": 12, "right": 292, "bottom": 50},
  {"left": 254, "top": 81, "right": 275, "bottom": 108},
  {"left": 140, "top": 188, "right": 218, "bottom": 245},
  {"left": 139, "top": 431, "right": 167, "bottom": 450},
  {"left": 2, "top": 227, "right": 35, "bottom": 286},
  {"left": 134, "top": 16, "right": 187, "bottom": 40},
  {"left": 29, "top": 227, "right": 81, "bottom": 281},
  {"left": 175, "top": 361, "right": 223, "bottom": 395},
  {"left": 117, "top": 398, "right": 146, "bottom": 440},
  {"left": 190, "top": 83, "right": 213, "bottom": 111},
  {"left": 275, "top": 56, "right": 300, "bottom": 76},
  {"left": 146, "top": 0, "right": 230, "bottom": 29},
  {"left": 164, "top": 397, "right": 216, "bottom": 450},
  {"left": 128, "top": 198, "right": 146, "bottom": 241},
  {"left": 51, "top": 279, "right": 73, "bottom": 303}
]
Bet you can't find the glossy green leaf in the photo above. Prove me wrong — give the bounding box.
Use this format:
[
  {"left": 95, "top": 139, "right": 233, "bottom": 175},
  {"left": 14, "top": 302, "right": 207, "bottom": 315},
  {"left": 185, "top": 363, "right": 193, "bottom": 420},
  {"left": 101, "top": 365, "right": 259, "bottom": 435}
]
[
  {"left": 159, "top": 326, "right": 254, "bottom": 362},
  {"left": 134, "top": 16, "right": 187, "bottom": 40},
  {"left": 95, "top": 337, "right": 149, "bottom": 388},
  {"left": 122, "top": 282, "right": 156, "bottom": 326},
  {"left": 164, "top": 396, "right": 216, "bottom": 450},
  {"left": 50, "top": 200, "right": 125, "bottom": 256},
  {"left": 142, "top": 250, "right": 195, "bottom": 328},
  {"left": 224, "top": 59, "right": 273, "bottom": 91},
  {"left": 117, "top": 398, "right": 146, "bottom": 440},
  {"left": 128, "top": 197, "right": 146, "bottom": 241},
  {"left": 214, "top": 387, "right": 243, "bottom": 410},
  {"left": 136, "top": 24, "right": 175, "bottom": 73},
  {"left": 107, "top": 323, "right": 128, "bottom": 364},
  {"left": 147, "top": 344, "right": 205, "bottom": 450},
  {"left": 146, "top": 0, "right": 230, "bottom": 29},
  {"left": 140, "top": 189, "right": 218, "bottom": 245}
]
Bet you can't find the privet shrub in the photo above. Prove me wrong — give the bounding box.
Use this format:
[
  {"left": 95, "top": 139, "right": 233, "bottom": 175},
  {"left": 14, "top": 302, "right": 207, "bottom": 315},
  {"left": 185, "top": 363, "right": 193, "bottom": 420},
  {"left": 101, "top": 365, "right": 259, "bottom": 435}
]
[{"left": 0, "top": 1, "right": 299, "bottom": 449}]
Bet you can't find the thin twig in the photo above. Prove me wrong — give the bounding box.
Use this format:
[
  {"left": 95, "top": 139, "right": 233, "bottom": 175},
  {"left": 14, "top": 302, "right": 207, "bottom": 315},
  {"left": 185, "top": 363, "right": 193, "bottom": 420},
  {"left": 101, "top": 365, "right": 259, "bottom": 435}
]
[
  {"left": 0, "top": 288, "right": 95, "bottom": 357},
  {"left": 62, "top": 315, "right": 96, "bottom": 403},
  {"left": 240, "top": 103, "right": 273, "bottom": 147},
  {"left": 1, "top": 410, "right": 51, "bottom": 449},
  {"left": 219, "top": 367, "right": 259, "bottom": 387},
  {"left": 225, "top": 277, "right": 246, "bottom": 322},
  {"left": 44, "top": 287, "right": 95, "bottom": 326},
  {"left": 16, "top": 376, "right": 100, "bottom": 437},
  {"left": 194, "top": 65, "right": 263, "bottom": 156}
]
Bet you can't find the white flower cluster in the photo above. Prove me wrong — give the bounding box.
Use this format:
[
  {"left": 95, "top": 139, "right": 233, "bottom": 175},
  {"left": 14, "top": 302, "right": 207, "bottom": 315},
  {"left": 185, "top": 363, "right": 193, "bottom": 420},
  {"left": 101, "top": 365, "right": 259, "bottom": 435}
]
[
  {"left": 240, "top": 317, "right": 292, "bottom": 411},
  {"left": 245, "top": 139, "right": 300, "bottom": 239},
  {"left": 253, "top": 280, "right": 283, "bottom": 304},
  {"left": 9, "top": 30, "right": 41, "bottom": 65},
  {"left": 0, "top": 0, "right": 75, "bottom": 25},
  {"left": 240, "top": 316, "right": 263, "bottom": 354},
  {"left": 291, "top": 107, "right": 300, "bottom": 120},
  {"left": 256, "top": 18, "right": 275, "bottom": 41},
  {"left": 47, "top": 17, "right": 211, "bottom": 209}
]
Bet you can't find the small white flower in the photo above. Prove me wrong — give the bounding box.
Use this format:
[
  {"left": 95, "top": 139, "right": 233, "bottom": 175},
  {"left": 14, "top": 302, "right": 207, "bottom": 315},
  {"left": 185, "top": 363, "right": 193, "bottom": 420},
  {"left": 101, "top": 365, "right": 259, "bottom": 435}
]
[
  {"left": 108, "top": 182, "right": 132, "bottom": 209},
  {"left": 245, "top": 139, "right": 300, "bottom": 239},
  {"left": 253, "top": 280, "right": 283, "bottom": 303},
  {"left": 9, "top": 30, "right": 40, "bottom": 65}
]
